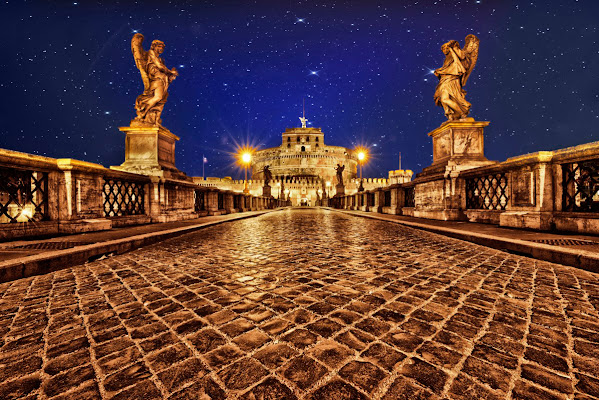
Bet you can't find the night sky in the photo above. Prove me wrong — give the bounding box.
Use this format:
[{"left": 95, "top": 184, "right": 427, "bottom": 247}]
[{"left": 1, "top": 1, "right": 598, "bottom": 179}]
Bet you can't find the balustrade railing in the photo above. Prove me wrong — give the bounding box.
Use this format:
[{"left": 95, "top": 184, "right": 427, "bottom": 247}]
[
  {"left": 404, "top": 186, "right": 415, "bottom": 207},
  {"left": 367, "top": 193, "right": 375, "bottom": 207},
  {"left": 465, "top": 173, "right": 508, "bottom": 210},
  {"left": 194, "top": 190, "right": 206, "bottom": 212},
  {"left": 562, "top": 158, "right": 599, "bottom": 212},
  {"left": 103, "top": 178, "right": 145, "bottom": 217},
  {"left": 0, "top": 167, "right": 49, "bottom": 223},
  {"left": 217, "top": 193, "right": 225, "bottom": 210},
  {"left": 383, "top": 190, "right": 391, "bottom": 207}
]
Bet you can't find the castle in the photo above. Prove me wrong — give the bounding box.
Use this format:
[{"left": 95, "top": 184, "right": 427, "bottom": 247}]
[{"left": 195, "top": 120, "right": 412, "bottom": 206}]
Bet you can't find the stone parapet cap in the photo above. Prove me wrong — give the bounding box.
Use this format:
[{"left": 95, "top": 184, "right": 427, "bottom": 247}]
[
  {"left": 106, "top": 166, "right": 153, "bottom": 182},
  {"left": 57, "top": 158, "right": 106, "bottom": 172},
  {"left": 550, "top": 141, "right": 599, "bottom": 163},
  {"left": 0, "top": 147, "right": 60, "bottom": 171},
  {"left": 389, "top": 169, "right": 414, "bottom": 176}
]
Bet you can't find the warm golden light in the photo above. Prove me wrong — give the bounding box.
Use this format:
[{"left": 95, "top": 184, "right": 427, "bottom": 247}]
[
  {"left": 355, "top": 147, "right": 368, "bottom": 163},
  {"left": 242, "top": 152, "right": 252, "bottom": 164}
]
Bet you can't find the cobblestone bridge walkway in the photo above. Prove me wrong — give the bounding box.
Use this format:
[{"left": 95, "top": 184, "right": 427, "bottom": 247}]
[{"left": 1, "top": 209, "right": 598, "bottom": 400}]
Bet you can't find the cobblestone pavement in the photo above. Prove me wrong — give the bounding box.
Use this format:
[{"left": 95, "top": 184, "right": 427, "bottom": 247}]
[{"left": 1, "top": 209, "right": 599, "bottom": 400}]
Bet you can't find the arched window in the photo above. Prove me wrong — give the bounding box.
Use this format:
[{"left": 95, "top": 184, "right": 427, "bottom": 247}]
[
  {"left": 301, "top": 146, "right": 305, "bottom": 152},
  {"left": 306, "top": 137, "right": 310, "bottom": 142},
  {"left": 287, "top": 137, "right": 290, "bottom": 142},
  {"left": 296, "top": 137, "right": 300, "bottom": 142},
  {"left": 316, "top": 143, "right": 319, "bottom": 148},
  {"left": 287, "top": 143, "right": 290, "bottom": 148},
  {"left": 316, "top": 137, "right": 319, "bottom": 142}
]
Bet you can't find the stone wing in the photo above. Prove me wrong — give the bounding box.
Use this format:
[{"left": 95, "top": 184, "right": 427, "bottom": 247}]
[
  {"left": 131, "top": 33, "right": 150, "bottom": 91},
  {"left": 461, "top": 34, "right": 480, "bottom": 87}
]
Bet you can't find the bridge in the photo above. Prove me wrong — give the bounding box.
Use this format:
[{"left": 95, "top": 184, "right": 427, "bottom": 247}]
[{"left": 0, "top": 206, "right": 598, "bottom": 399}]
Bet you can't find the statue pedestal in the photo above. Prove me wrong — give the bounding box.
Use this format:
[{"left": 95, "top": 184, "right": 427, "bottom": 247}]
[
  {"left": 419, "top": 119, "right": 495, "bottom": 177},
  {"left": 262, "top": 185, "right": 272, "bottom": 198},
  {"left": 111, "top": 125, "right": 190, "bottom": 181},
  {"left": 335, "top": 184, "right": 345, "bottom": 197}
]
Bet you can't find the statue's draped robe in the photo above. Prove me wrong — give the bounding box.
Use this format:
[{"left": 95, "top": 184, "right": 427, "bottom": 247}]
[
  {"left": 135, "top": 50, "right": 172, "bottom": 122},
  {"left": 434, "top": 47, "right": 471, "bottom": 119}
]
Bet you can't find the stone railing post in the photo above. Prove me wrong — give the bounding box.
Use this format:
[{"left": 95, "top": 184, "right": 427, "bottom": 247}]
[
  {"left": 390, "top": 187, "right": 400, "bottom": 215},
  {"left": 206, "top": 190, "right": 219, "bottom": 215},
  {"left": 225, "top": 193, "right": 234, "bottom": 213}
]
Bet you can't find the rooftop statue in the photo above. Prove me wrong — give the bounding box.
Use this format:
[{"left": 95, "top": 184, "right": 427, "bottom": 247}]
[
  {"left": 433, "top": 34, "right": 479, "bottom": 121},
  {"left": 131, "top": 33, "right": 179, "bottom": 127}
]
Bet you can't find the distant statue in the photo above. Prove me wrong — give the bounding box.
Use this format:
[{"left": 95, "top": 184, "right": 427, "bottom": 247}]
[
  {"left": 299, "top": 116, "right": 307, "bottom": 128},
  {"left": 263, "top": 165, "right": 272, "bottom": 186},
  {"left": 335, "top": 164, "right": 345, "bottom": 185},
  {"left": 433, "top": 34, "right": 479, "bottom": 121},
  {"left": 131, "top": 33, "right": 179, "bottom": 126}
]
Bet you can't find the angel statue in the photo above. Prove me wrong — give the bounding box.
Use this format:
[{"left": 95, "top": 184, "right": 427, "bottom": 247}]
[
  {"left": 263, "top": 165, "right": 273, "bottom": 186},
  {"left": 130, "top": 33, "right": 179, "bottom": 126},
  {"left": 433, "top": 34, "right": 479, "bottom": 121},
  {"left": 335, "top": 164, "right": 345, "bottom": 185}
]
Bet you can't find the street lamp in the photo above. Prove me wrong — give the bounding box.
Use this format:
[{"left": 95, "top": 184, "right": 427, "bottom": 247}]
[
  {"left": 355, "top": 147, "right": 368, "bottom": 192},
  {"left": 325, "top": 181, "right": 331, "bottom": 198},
  {"left": 238, "top": 148, "right": 253, "bottom": 194}
]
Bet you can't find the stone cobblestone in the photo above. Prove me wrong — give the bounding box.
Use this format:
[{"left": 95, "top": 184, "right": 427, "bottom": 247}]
[{"left": 1, "top": 208, "right": 598, "bottom": 399}]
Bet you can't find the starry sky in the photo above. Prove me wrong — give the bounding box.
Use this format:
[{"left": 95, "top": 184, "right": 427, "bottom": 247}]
[{"left": 1, "top": 0, "right": 598, "bottom": 179}]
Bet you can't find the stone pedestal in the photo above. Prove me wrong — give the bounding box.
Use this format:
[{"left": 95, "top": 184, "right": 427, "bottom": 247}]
[
  {"left": 419, "top": 119, "right": 494, "bottom": 177},
  {"left": 335, "top": 184, "right": 345, "bottom": 197},
  {"left": 111, "top": 125, "right": 190, "bottom": 181},
  {"left": 262, "top": 185, "right": 272, "bottom": 198}
]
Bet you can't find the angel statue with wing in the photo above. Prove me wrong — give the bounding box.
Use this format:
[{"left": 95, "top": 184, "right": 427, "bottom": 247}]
[
  {"left": 433, "top": 34, "right": 479, "bottom": 121},
  {"left": 130, "top": 33, "right": 179, "bottom": 126}
]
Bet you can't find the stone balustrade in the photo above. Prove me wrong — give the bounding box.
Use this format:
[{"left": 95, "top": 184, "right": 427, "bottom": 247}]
[
  {"left": 330, "top": 141, "right": 599, "bottom": 235},
  {"left": 0, "top": 148, "right": 289, "bottom": 240}
]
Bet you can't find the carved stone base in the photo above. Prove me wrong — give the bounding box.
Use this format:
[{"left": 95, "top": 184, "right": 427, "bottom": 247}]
[
  {"left": 262, "top": 185, "right": 272, "bottom": 198},
  {"left": 111, "top": 125, "right": 190, "bottom": 181},
  {"left": 335, "top": 184, "right": 345, "bottom": 197},
  {"left": 419, "top": 119, "right": 495, "bottom": 177}
]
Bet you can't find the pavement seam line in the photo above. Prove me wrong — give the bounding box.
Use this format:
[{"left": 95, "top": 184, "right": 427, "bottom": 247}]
[{"left": 328, "top": 208, "right": 599, "bottom": 271}]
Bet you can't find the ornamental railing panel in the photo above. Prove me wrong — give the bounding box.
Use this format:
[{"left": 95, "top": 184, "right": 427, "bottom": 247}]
[
  {"left": 194, "top": 190, "right": 206, "bottom": 212},
  {"left": 367, "top": 193, "right": 375, "bottom": 207},
  {"left": 103, "top": 178, "right": 145, "bottom": 217},
  {"left": 562, "top": 158, "right": 599, "bottom": 212},
  {"left": 384, "top": 190, "right": 391, "bottom": 207},
  {"left": 465, "top": 173, "right": 509, "bottom": 210},
  {"left": 218, "top": 193, "right": 225, "bottom": 210},
  {"left": 404, "top": 187, "right": 415, "bottom": 207},
  {"left": 0, "top": 167, "right": 49, "bottom": 223}
]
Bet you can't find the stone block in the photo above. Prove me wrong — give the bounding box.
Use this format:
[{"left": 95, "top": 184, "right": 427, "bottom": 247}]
[
  {"left": 58, "top": 219, "right": 112, "bottom": 234},
  {"left": 499, "top": 211, "right": 553, "bottom": 231}
]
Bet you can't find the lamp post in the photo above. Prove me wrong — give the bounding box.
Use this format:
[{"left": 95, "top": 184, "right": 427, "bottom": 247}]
[
  {"left": 356, "top": 148, "right": 367, "bottom": 192},
  {"left": 325, "top": 181, "right": 331, "bottom": 199},
  {"left": 240, "top": 150, "right": 252, "bottom": 194},
  {"left": 317, "top": 188, "right": 323, "bottom": 206}
]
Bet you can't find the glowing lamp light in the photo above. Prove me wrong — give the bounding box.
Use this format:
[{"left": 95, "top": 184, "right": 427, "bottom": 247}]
[
  {"left": 242, "top": 152, "right": 252, "bottom": 164},
  {"left": 21, "top": 209, "right": 33, "bottom": 219}
]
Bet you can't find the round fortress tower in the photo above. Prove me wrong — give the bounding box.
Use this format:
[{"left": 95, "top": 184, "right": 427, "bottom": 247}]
[{"left": 251, "top": 124, "right": 358, "bottom": 205}]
